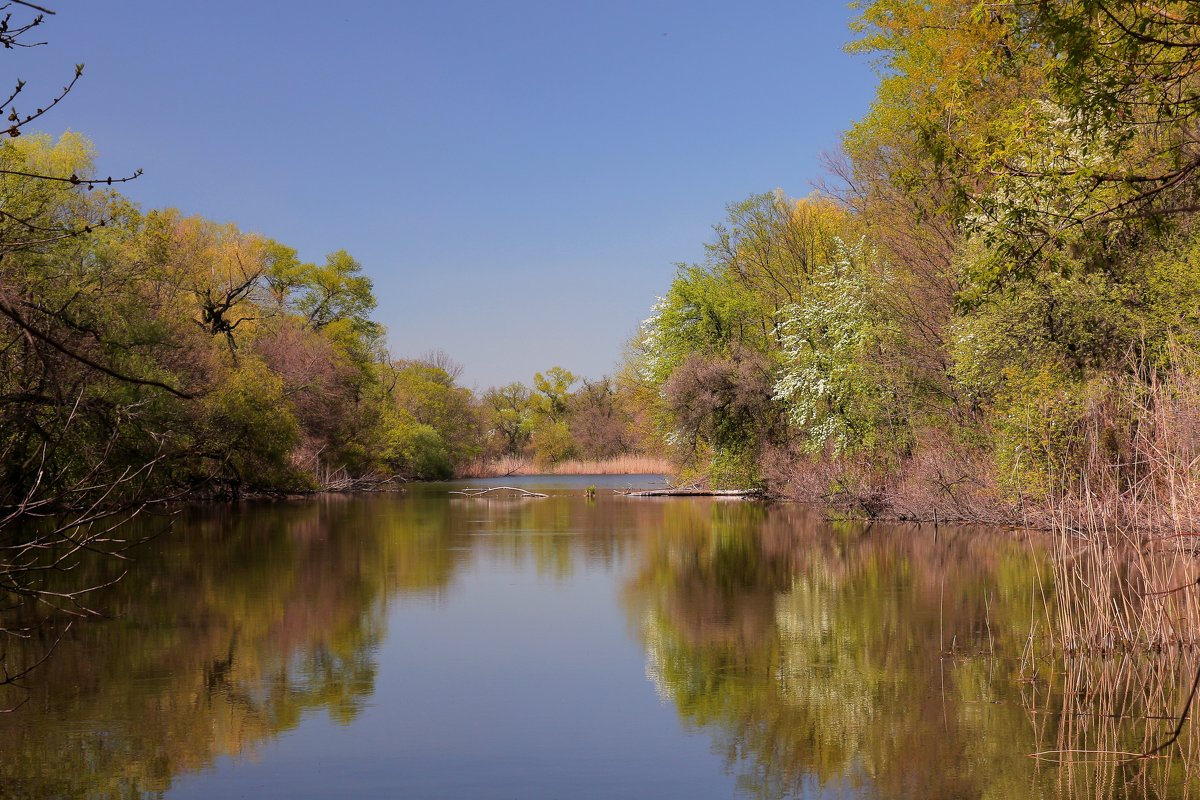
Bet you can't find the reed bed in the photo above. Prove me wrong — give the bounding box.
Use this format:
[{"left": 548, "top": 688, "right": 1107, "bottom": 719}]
[
  {"left": 1024, "top": 654, "right": 1200, "bottom": 797},
  {"left": 1021, "top": 355, "right": 1200, "bottom": 781},
  {"left": 1044, "top": 349, "right": 1200, "bottom": 652},
  {"left": 1049, "top": 347, "right": 1200, "bottom": 534},
  {"left": 460, "top": 454, "right": 673, "bottom": 478},
  {"left": 1050, "top": 523, "right": 1200, "bottom": 653}
]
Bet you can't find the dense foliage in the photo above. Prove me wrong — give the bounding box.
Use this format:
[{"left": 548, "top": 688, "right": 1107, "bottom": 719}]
[
  {"left": 631, "top": 1, "right": 1200, "bottom": 522},
  {"left": 0, "top": 133, "right": 652, "bottom": 500},
  {"left": 0, "top": 133, "right": 394, "bottom": 502}
]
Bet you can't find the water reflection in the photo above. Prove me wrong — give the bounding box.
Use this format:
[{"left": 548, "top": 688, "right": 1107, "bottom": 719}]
[
  {"left": 0, "top": 488, "right": 656, "bottom": 798},
  {"left": 1030, "top": 654, "right": 1200, "bottom": 799},
  {"left": 624, "top": 503, "right": 1200, "bottom": 799},
  {"left": 1, "top": 488, "right": 1199, "bottom": 798},
  {"left": 1, "top": 499, "right": 389, "bottom": 798},
  {"left": 624, "top": 503, "right": 1052, "bottom": 798}
]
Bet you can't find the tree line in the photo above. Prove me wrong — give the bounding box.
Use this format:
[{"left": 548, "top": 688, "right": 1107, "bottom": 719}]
[
  {"left": 0, "top": 130, "right": 654, "bottom": 504},
  {"left": 0, "top": 126, "right": 658, "bottom": 643},
  {"left": 627, "top": 0, "right": 1200, "bottom": 525},
  {"left": 0, "top": 0, "right": 654, "bottom": 627},
  {"left": 11, "top": 0, "right": 1200, "bottom": 605}
]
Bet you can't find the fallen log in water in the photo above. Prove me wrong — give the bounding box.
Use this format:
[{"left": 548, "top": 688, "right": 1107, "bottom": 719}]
[
  {"left": 615, "top": 488, "right": 762, "bottom": 498},
  {"left": 449, "top": 486, "right": 549, "bottom": 498}
]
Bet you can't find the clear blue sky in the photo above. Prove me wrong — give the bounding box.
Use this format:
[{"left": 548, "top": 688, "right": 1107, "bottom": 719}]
[{"left": 16, "top": 1, "right": 877, "bottom": 389}]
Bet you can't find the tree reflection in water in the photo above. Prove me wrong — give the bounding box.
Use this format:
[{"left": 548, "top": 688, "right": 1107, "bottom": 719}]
[
  {"left": 2, "top": 492, "right": 1200, "bottom": 799},
  {"left": 0, "top": 498, "right": 397, "bottom": 798},
  {"left": 625, "top": 501, "right": 1200, "bottom": 800},
  {"left": 0, "top": 490, "right": 641, "bottom": 798}
]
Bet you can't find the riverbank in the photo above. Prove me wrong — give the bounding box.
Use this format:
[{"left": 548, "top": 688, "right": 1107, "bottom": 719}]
[
  {"left": 755, "top": 364, "right": 1200, "bottom": 536},
  {"left": 765, "top": 454, "right": 1200, "bottom": 533}
]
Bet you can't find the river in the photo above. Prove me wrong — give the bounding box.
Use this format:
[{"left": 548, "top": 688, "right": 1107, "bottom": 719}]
[{"left": 0, "top": 475, "right": 1196, "bottom": 799}]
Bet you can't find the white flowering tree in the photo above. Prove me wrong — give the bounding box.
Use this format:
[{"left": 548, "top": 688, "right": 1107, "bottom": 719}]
[{"left": 773, "top": 238, "right": 900, "bottom": 454}]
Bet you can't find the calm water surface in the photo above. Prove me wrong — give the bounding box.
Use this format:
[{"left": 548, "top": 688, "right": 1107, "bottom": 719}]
[{"left": 1, "top": 475, "right": 1197, "bottom": 799}]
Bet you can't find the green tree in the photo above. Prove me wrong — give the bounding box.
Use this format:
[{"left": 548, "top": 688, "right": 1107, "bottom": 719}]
[
  {"left": 296, "top": 250, "right": 384, "bottom": 368},
  {"left": 384, "top": 359, "right": 480, "bottom": 477},
  {"left": 530, "top": 419, "right": 576, "bottom": 467},
  {"left": 481, "top": 382, "right": 534, "bottom": 457},
  {"left": 531, "top": 366, "right": 578, "bottom": 422},
  {"left": 200, "top": 356, "right": 307, "bottom": 491}
]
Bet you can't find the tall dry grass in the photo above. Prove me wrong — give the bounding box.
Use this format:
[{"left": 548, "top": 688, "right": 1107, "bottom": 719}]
[
  {"left": 1015, "top": 353, "right": 1200, "bottom": 783},
  {"left": 1045, "top": 349, "right": 1200, "bottom": 653},
  {"left": 459, "top": 454, "right": 673, "bottom": 478},
  {"left": 1047, "top": 350, "right": 1200, "bottom": 535},
  {"left": 1023, "top": 654, "right": 1200, "bottom": 794},
  {"left": 1049, "top": 525, "right": 1200, "bottom": 653}
]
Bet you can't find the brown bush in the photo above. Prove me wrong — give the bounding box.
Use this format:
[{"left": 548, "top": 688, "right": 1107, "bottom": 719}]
[
  {"left": 252, "top": 322, "right": 362, "bottom": 470},
  {"left": 662, "top": 349, "right": 779, "bottom": 451}
]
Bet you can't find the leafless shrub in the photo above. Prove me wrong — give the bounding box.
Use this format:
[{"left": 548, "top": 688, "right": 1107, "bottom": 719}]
[
  {"left": 568, "top": 378, "right": 636, "bottom": 460},
  {"left": 759, "top": 432, "right": 1012, "bottom": 523},
  {"left": 253, "top": 321, "right": 360, "bottom": 469},
  {"left": 662, "top": 349, "right": 779, "bottom": 451}
]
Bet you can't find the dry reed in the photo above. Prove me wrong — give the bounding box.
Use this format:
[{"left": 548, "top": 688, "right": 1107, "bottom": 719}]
[
  {"left": 1046, "top": 349, "right": 1200, "bottom": 653},
  {"left": 1014, "top": 350, "right": 1200, "bottom": 783},
  {"left": 1049, "top": 523, "right": 1200, "bottom": 653},
  {"left": 1047, "top": 351, "right": 1200, "bottom": 535},
  {"left": 459, "top": 454, "right": 673, "bottom": 478},
  {"left": 1024, "top": 654, "right": 1200, "bottom": 797}
]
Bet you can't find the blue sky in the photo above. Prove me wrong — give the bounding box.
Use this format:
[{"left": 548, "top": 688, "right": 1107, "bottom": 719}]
[{"left": 16, "top": 1, "right": 877, "bottom": 389}]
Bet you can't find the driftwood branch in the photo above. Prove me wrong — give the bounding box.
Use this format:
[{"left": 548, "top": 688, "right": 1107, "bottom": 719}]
[
  {"left": 449, "top": 486, "right": 548, "bottom": 498},
  {"left": 615, "top": 488, "right": 762, "bottom": 498},
  {"left": 319, "top": 470, "right": 405, "bottom": 493}
]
